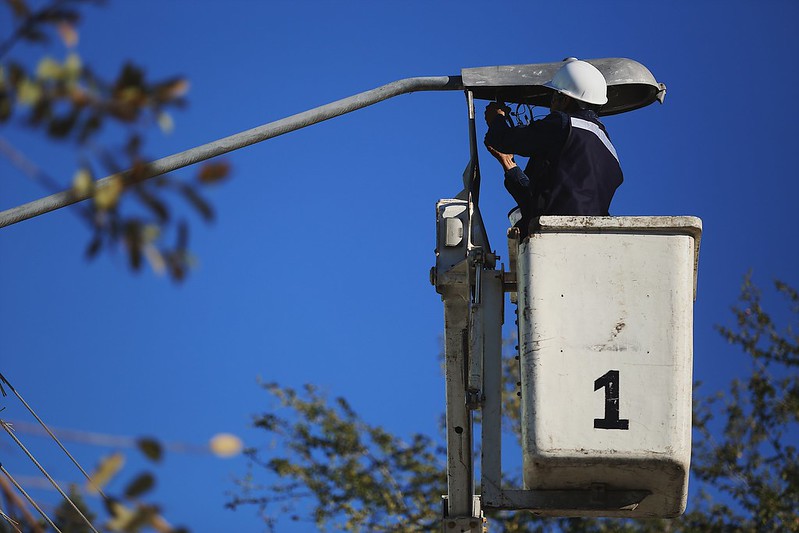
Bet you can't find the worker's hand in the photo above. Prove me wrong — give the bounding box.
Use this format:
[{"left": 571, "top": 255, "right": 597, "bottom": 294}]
[
  {"left": 484, "top": 102, "right": 508, "bottom": 126},
  {"left": 485, "top": 144, "right": 517, "bottom": 172}
]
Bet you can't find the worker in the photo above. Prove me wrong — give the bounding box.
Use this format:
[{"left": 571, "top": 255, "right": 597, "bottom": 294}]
[{"left": 484, "top": 58, "right": 623, "bottom": 236}]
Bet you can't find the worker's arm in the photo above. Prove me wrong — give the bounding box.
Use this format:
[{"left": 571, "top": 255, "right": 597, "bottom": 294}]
[
  {"left": 485, "top": 144, "right": 517, "bottom": 172},
  {"left": 486, "top": 142, "right": 532, "bottom": 202},
  {"left": 504, "top": 165, "right": 530, "bottom": 189},
  {"left": 484, "top": 109, "right": 567, "bottom": 158}
]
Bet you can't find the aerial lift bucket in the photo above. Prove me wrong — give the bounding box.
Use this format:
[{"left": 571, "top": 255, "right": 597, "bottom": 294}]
[
  {"left": 435, "top": 58, "right": 700, "bottom": 530},
  {"left": 513, "top": 216, "right": 701, "bottom": 517}
]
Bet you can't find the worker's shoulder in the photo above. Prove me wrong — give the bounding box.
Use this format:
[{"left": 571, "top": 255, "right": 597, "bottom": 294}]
[
  {"left": 537, "top": 110, "right": 570, "bottom": 129},
  {"left": 568, "top": 109, "right": 603, "bottom": 125}
]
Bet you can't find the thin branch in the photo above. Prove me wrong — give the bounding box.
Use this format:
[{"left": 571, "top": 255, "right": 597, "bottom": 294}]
[
  {"left": 0, "top": 136, "right": 94, "bottom": 222},
  {"left": 0, "top": 0, "right": 70, "bottom": 60}
]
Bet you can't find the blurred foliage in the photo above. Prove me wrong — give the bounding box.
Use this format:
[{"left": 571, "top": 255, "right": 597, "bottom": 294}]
[
  {"left": 84, "top": 447, "right": 188, "bottom": 533},
  {"left": 230, "top": 275, "right": 799, "bottom": 532},
  {"left": 0, "top": 434, "right": 189, "bottom": 533},
  {"left": 52, "top": 485, "right": 95, "bottom": 533},
  {"left": 228, "top": 382, "right": 447, "bottom": 532},
  {"left": 686, "top": 273, "right": 799, "bottom": 531},
  {"left": 0, "top": 0, "right": 231, "bottom": 282}
]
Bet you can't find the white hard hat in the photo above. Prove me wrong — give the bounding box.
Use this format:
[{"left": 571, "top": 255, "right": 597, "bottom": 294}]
[{"left": 545, "top": 58, "right": 608, "bottom": 106}]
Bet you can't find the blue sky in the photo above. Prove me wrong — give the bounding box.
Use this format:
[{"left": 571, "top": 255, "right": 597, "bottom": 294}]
[{"left": 1, "top": 1, "right": 798, "bottom": 531}]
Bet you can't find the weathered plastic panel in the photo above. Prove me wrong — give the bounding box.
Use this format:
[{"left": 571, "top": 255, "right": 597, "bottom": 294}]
[{"left": 517, "top": 216, "right": 701, "bottom": 518}]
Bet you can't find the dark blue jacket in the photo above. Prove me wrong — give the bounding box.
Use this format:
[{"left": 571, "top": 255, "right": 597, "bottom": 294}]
[{"left": 485, "top": 109, "right": 623, "bottom": 217}]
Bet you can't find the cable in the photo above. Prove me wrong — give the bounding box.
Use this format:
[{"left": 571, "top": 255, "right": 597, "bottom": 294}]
[
  {"left": 0, "top": 373, "right": 108, "bottom": 501},
  {"left": 0, "top": 421, "right": 99, "bottom": 533},
  {"left": 509, "top": 103, "right": 533, "bottom": 127},
  {"left": 0, "top": 506, "right": 23, "bottom": 533},
  {"left": 0, "top": 463, "right": 61, "bottom": 533},
  {"left": 0, "top": 475, "right": 40, "bottom": 532}
]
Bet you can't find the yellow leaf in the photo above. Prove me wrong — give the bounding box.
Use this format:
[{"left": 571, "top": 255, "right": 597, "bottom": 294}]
[
  {"left": 118, "top": 86, "right": 142, "bottom": 104},
  {"left": 72, "top": 168, "right": 93, "bottom": 197},
  {"left": 150, "top": 514, "right": 173, "bottom": 533},
  {"left": 36, "top": 57, "right": 62, "bottom": 80},
  {"left": 143, "top": 245, "right": 166, "bottom": 275},
  {"left": 94, "top": 175, "right": 124, "bottom": 211},
  {"left": 210, "top": 433, "right": 243, "bottom": 458},
  {"left": 64, "top": 52, "right": 82, "bottom": 79},
  {"left": 88, "top": 452, "right": 125, "bottom": 493},
  {"left": 157, "top": 112, "right": 174, "bottom": 134},
  {"left": 16, "top": 79, "right": 42, "bottom": 105},
  {"left": 141, "top": 224, "right": 161, "bottom": 243},
  {"left": 106, "top": 500, "right": 135, "bottom": 531}
]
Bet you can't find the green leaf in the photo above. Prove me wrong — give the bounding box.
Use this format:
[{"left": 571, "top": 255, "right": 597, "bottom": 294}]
[
  {"left": 115, "top": 62, "right": 145, "bottom": 90},
  {"left": 20, "top": 27, "right": 48, "bottom": 44},
  {"left": 85, "top": 234, "right": 103, "bottom": 259},
  {"left": 176, "top": 220, "right": 188, "bottom": 251},
  {"left": 7, "top": 0, "right": 31, "bottom": 19},
  {"left": 179, "top": 185, "right": 214, "bottom": 222},
  {"left": 124, "top": 472, "right": 155, "bottom": 499},
  {"left": 16, "top": 78, "right": 42, "bottom": 105},
  {"left": 125, "top": 221, "right": 143, "bottom": 271},
  {"left": 0, "top": 93, "right": 12, "bottom": 122},
  {"left": 36, "top": 56, "right": 62, "bottom": 80},
  {"left": 64, "top": 52, "right": 82, "bottom": 78},
  {"left": 37, "top": 7, "right": 80, "bottom": 24},
  {"left": 136, "top": 437, "right": 163, "bottom": 462},
  {"left": 7, "top": 63, "right": 25, "bottom": 86},
  {"left": 47, "top": 110, "right": 78, "bottom": 138},
  {"left": 134, "top": 186, "right": 169, "bottom": 223},
  {"left": 77, "top": 113, "right": 102, "bottom": 143}
]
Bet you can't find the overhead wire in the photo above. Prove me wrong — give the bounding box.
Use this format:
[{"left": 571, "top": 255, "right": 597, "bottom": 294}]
[
  {"left": 0, "top": 137, "right": 95, "bottom": 223},
  {"left": 0, "top": 373, "right": 108, "bottom": 500},
  {"left": 0, "top": 373, "right": 103, "bottom": 532},
  {"left": 0, "top": 420, "right": 99, "bottom": 533},
  {"left": 0, "top": 505, "right": 23, "bottom": 533},
  {"left": 0, "top": 475, "right": 41, "bottom": 532},
  {"left": 0, "top": 463, "right": 61, "bottom": 533}
]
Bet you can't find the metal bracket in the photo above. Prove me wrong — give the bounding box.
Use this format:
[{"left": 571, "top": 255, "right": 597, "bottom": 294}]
[
  {"left": 441, "top": 495, "right": 485, "bottom": 533},
  {"left": 504, "top": 227, "right": 520, "bottom": 303},
  {"left": 465, "top": 389, "right": 483, "bottom": 410},
  {"left": 501, "top": 270, "right": 517, "bottom": 294},
  {"left": 481, "top": 487, "right": 651, "bottom": 515},
  {"left": 471, "top": 254, "right": 483, "bottom": 306}
]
